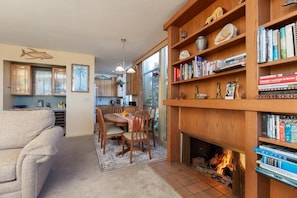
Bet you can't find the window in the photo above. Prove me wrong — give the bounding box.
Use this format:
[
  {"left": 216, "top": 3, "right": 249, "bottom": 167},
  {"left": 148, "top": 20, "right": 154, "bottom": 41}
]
[{"left": 142, "top": 46, "right": 168, "bottom": 142}]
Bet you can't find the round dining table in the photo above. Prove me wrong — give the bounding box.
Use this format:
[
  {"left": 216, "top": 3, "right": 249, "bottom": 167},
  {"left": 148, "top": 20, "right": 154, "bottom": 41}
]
[{"left": 104, "top": 113, "right": 128, "bottom": 125}]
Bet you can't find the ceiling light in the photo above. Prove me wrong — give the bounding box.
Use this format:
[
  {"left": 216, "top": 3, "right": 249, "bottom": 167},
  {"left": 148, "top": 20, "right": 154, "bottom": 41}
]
[
  {"left": 115, "top": 63, "right": 125, "bottom": 74},
  {"left": 127, "top": 67, "right": 136, "bottom": 73},
  {"left": 114, "top": 38, "right": 135, "bottom": 74}
]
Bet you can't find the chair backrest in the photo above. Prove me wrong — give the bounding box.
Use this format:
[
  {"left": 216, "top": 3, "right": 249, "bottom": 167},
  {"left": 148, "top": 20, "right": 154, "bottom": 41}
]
[
  {"left": 131, "top": 110, "right": 149, "bottom": 141},
  {"left": 112, "top": 105, "right": 122, "bottom": 113},
  {"left": 96, "top": 108, "right": 106, "bottom": 134}
]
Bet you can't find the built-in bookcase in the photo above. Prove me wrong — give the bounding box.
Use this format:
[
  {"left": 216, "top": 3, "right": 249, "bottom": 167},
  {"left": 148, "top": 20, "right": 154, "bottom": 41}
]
[{"left": 164, "top": 0, "right": 297, "bottom": 197}]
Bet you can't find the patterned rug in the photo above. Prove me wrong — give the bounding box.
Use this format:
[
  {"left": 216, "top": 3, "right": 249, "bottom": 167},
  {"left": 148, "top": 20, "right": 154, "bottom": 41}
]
[{"left": 93, "top": 133, "right": 167, "bottom": 172}]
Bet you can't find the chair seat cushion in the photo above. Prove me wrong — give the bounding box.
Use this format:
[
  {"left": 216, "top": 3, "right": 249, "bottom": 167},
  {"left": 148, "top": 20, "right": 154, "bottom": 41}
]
[
  {"left": 0, "top": 148, "right": 22, "bottom": 182},
  {"left": 106, "top": 124, "right": 123, "bottom": 135},
  {"left": 123, "top": 132, "right": 147, "bottom": 140}
]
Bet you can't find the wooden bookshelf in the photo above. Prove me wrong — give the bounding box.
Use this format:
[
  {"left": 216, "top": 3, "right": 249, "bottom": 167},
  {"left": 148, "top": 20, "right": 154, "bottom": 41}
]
[{"left": 163, "top": 0, "right": 297, "bottom": 197}]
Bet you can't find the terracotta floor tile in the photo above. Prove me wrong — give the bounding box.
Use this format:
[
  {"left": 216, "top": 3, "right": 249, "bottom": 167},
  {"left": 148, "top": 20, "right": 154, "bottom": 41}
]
[
  {"left": 176, "top": 187, "right": 192, "bottom": 197},
  {"left": 186, "top": 183, "right": 203, "bottom": 194},
  {"left": 179, "top": 177, "right": 194, "bottom": 186},
  {"left": 195, "top": 181, "right": 212, "bottom": 191}
]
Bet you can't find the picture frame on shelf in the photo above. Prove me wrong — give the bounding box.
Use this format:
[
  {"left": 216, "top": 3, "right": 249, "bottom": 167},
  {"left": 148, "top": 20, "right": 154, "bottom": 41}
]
[
  {"left": 71, "top": 64, "right": 89, "bottom": 92},
  {"left": 225, "top": 81, "right": 236, "bottom": 100}
]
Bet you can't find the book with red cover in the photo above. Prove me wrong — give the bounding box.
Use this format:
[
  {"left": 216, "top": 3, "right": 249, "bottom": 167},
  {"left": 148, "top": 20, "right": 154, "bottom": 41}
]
[{"left": 259, "top": 74, "right": 297, "bottom": 85}]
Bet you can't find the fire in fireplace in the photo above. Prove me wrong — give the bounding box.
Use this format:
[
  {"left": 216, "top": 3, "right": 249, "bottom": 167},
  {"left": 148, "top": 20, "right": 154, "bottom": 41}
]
[{"left": 182, "top": 134, "right": 245, "bottom": 197}]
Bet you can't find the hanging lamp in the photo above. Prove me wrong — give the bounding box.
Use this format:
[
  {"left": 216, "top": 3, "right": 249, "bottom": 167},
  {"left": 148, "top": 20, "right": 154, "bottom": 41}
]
[{"left": 114, "top": 39, "right": 135, "bottom": 74}]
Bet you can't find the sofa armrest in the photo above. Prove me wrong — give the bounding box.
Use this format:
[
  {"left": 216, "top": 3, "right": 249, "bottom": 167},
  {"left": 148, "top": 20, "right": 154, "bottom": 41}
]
[
  {"left": 16, "top": 126, "right": 64, "bottom": 198},
  {"left": 22, "top": 126, "right": 64, "bottom": 156},
  {"left": 17, "top": 126, "right": 64, "bottom": 176}
]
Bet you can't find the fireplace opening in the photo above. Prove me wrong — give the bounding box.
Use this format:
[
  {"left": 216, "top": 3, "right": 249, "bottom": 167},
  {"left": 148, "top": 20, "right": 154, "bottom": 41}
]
[{"left": 182, "top": 134, "right": 245, "bottom": 198}]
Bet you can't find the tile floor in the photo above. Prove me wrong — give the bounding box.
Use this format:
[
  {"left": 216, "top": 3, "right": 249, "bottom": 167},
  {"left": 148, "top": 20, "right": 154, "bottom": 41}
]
[{"left": 149, "top": 160, "right": 235, "bottom": 198}]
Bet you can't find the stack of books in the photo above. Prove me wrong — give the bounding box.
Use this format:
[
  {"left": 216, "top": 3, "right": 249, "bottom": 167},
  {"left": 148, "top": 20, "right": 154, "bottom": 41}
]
[
  {"left": 257, "top": 72, "right": 297, "bottom": 99},
  {"left": 257, "top": 22, "right": 297, "bottom": 63},
  {"left": 261, "top": 113, "right": 297, "bottom": 143},
  {"left": 254, "top": 144, "right": 297, "bottom": 187}
]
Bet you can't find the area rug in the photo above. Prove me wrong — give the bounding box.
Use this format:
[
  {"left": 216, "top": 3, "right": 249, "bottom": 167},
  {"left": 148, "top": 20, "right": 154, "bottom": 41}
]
[{"left": 93, "top": 133, "right": 167, "bottom": 172}]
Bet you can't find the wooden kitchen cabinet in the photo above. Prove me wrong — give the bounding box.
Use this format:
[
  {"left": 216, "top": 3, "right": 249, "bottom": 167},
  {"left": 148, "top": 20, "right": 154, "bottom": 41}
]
[
  {"left": 10, "top": 64, "right": 32, "bottom": 95},
  {"left": 96, "top": 78, "right": 117, "bottom": 96},
  {"left": 52, "top": 67, "right": 66, "bottom": 96},
  {"left": 126, "top": 67, "right": 138, "bottom": 95}
]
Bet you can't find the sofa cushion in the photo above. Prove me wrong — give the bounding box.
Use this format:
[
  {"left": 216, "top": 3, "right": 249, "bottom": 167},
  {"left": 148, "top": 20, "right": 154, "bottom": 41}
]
[
  {"left": 0, "top": 109, "right": 55, "bottom": 149},
  {"left": 0, "top": 149, "right": 22, "bottom": 182}
]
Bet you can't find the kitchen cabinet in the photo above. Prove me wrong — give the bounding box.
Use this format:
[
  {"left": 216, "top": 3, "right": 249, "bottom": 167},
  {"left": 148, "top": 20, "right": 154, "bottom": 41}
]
[
  {"left": 126, "top": 67, "right": 138, "bottom": 95},
  {"left": 96, "top": 78, "right": 117, "bottom": 96},
  {"left": 52, "top": 67, "right": 66, "bottom": 96},
  {"left": 10, "top": 64, "right": 32, "bottom": 95},
  {"left": 34, "top": 68, "right": 52, "bottom": 95}
]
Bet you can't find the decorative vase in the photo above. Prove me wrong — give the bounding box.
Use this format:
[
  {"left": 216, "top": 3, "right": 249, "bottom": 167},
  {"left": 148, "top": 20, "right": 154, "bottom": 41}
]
[{"left": 196, "top": 36, "right": 207, "bottom": 52}]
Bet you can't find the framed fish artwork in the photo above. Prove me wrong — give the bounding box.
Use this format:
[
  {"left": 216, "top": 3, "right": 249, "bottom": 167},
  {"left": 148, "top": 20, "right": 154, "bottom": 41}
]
[{"left": 71, "top": 64, "right": 89, "bottom": 92}]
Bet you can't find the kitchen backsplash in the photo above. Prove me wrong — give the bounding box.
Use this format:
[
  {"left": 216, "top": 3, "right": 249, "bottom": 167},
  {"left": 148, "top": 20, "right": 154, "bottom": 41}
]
[{"left": 13, "top": 96, "right": 66, "bottom": 109}]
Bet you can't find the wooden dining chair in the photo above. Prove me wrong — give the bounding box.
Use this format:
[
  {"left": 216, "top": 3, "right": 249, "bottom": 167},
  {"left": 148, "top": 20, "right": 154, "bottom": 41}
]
[
  {"left": 112, "top": 105, "right": 123, "bottom": 113},
  {"left": 148, "top": 106, "right": 157, "bottom": 147},
  {"left": 97, "top": 108, "right": 124, "bottom": 154},
  {"left": 122, "top": 110, "right": 152, "bottom": 163}
]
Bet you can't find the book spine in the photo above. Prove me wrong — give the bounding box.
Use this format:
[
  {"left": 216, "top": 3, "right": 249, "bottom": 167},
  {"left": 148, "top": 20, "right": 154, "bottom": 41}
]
[
  {"left": 285, "top": 122, "right": 292, "bottom": 142},
  {"left": 261, "top": 113, "right": 268, "bottom": 137},
  {"left": 279, "top": 117, "right": 286, "bottom": 141},
  {"left": 280, "top": 26, "right": 287, "bottom": 59},
  {"left": 258, "top": 74, "right": 297, "bottom": 85},
  {"left": 272, "top": 29, "right": 279, "bottom": 60},
  {"left": 293, "top": 22, "right": 297, "bottom": 56},
  {"left": 267, "top": 29, "right": 273, "bottom": 62},
  {"left": 285, "top": 23, "right": 295, "bottom": 58}
]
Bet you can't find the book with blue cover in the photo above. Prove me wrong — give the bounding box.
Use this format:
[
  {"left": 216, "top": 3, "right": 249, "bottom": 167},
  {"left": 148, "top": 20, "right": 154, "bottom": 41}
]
[{"left": 256, "top": 166, "right": 297, "bottom": 188}]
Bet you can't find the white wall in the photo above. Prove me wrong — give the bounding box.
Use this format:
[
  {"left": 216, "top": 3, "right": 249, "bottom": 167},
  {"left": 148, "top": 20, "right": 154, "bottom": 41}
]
[{"left": 0, "top": 44, "right": 95, "bottom": 137}]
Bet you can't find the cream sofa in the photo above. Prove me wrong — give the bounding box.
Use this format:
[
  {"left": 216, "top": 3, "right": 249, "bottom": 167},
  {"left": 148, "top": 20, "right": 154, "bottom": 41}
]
[{"left": 0, "top": 109, "right": 64, "bottom": 198}]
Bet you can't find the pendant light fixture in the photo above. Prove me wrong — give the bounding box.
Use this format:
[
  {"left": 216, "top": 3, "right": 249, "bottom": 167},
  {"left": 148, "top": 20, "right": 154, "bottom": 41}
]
[{"left": 114, "top": 38, "right": 135, "bottom": 74}]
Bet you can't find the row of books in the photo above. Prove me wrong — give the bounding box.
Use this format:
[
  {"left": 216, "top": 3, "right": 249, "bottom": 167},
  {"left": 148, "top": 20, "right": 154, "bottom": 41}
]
[
  {"left": 254, "top": 144, "right": 297, "bottom": 187},
  {"left": 257, "top": 22, "right": 297, "bottom": 63},
  {"left": 257, "top": 72, "right": 297, "bottom": 98},
  {"left": 173, "top": 53, "right": 246, "bottom": 82},
  {"left": 261, "top": 113, "right": 297, "bottom": 143}
]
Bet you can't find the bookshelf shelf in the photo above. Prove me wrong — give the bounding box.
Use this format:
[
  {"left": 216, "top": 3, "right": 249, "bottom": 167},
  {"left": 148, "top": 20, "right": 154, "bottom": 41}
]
[
  {"left": 259, "top": 137, "right": 297, "bottom": 150},
  {"left": 258, "top": 56, "right": 297, "bottom": 68},
  {"left": 172, "top": 33, "right": 246, "bottom": 66},
  {"left": 163, "top": 99, "right": 297, "bottom": 114}
]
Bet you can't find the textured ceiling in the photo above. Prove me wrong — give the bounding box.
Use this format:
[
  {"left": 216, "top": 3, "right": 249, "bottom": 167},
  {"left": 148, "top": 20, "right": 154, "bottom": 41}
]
[{"left": 0, "top": 0, "right": 187, "bottom": 74}]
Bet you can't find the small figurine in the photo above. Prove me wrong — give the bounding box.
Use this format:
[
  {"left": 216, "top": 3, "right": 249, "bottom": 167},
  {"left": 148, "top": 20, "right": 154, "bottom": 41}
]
[
  {"left": 216, "top": 82, "right": 223, "bottom": 99},
  {"left": 235, "top": 78, "right": 242, "bottom": 99},
  {"left": 195, "top": 84, "right": 199, "bottom": 99}
]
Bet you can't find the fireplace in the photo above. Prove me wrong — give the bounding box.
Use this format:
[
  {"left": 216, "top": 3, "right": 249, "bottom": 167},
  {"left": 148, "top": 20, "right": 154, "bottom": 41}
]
[{"left": 182, "top": 133, "right": 245, "bottom": 198}]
